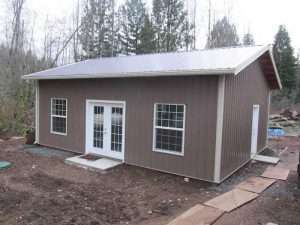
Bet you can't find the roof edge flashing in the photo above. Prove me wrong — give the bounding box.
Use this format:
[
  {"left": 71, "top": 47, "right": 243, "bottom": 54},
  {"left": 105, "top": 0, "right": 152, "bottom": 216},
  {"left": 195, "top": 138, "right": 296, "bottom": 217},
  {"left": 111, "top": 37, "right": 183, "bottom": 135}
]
[
  {"left": 233, "top": 45, "right": 271, "bottom": 75},
  {"left": 268, "top": 47, "right": 282, "bottom": 89},
  {"left": 22, "top": 68, "right": 235, "bottom": 80}
]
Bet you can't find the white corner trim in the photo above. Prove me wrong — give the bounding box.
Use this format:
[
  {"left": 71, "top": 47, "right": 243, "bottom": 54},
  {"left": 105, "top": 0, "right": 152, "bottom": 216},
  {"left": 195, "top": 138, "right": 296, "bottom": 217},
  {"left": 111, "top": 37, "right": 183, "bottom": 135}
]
[
  {"left": 35, "top": 80, "right": 40, "bottom": 144},
  {"left": 266, "top": 91, "right": 271, "bottom": 146},
  {"left": 214, "top": 75, "right": 225, "bottom": 183}
]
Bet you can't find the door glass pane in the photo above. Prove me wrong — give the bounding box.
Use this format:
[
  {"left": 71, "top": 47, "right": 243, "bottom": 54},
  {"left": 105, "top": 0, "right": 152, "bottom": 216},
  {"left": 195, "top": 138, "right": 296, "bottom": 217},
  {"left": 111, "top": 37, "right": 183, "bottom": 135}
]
[
  {"left": 93, "top": 106, "right": 104, "bottom": 148},
  {"left": 111, "top": 107, "right": 123, "bottom": 152}
]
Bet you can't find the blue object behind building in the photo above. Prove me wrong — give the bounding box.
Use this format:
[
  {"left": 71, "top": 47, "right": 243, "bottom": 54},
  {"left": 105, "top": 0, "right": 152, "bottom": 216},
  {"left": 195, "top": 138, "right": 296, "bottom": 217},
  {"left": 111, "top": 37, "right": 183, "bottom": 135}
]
[{"left": 268, "top": 127, "right": 285, "bottom": 137}]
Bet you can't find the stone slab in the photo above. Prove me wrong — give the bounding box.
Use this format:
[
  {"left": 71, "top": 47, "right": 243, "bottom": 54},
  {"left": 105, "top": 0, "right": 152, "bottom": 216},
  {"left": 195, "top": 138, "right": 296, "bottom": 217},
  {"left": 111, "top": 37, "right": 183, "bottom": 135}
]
[
  {"left": 236, "top": 176, "right": 276, "bottom": 193},
  {"left": 204, "top": 189, "right": 258, "bottom": 212},
  {"left": 261, "top": 166, "right": 290, "bottom": 180},
  {"left": 167, "top": 204, "right": 224, "bottom": 225}
]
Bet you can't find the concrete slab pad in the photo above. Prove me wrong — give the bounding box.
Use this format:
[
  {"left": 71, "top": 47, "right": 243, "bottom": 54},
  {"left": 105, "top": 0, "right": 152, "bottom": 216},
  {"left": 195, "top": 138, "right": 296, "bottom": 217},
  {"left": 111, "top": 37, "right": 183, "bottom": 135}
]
[
  {"left": 261, "top": 166, "right": 290, "bottom": 180},
  {"left": 167, "top": 204, "right": 224, "bottom": 225},
  {"left": 253, "top": 155, "right": 279, "bottom": 164},
  {"left": 24, "top": 145, "right": 75, "bottom": 159},
  {"left": 236, "top": 177, "right": 276, "bottom": 193},
  {"left": 204, "top": 189, "right": 258, "bottom": 212},
  {"left": 65, "top": 155, "right": 122, "bottom": 172}
]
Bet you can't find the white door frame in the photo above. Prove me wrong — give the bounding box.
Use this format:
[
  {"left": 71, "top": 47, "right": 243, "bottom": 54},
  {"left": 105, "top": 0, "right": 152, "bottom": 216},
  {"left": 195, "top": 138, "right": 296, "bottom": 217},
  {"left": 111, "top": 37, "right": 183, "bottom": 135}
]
[
  {"left": 251, "top": 104, "right": 260, "bottom": 158},
  {"left": 85, "top": 99, "right": 126, "bottom": 161}
]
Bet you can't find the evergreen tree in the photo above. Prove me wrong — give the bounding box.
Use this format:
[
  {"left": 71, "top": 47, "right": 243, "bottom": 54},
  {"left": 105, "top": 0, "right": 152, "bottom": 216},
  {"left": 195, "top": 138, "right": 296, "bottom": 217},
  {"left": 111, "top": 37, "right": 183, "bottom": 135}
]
[
  {"left": 206, "top": 16, "right": 239, "bottom": 49},
  {"left": 294, "top": 62, "right": 300, "bottom": 103},
  {"left": 273, "top": 25, "right": 297, "bottom": 94},
  {"left": 152, "top": 0, "right": 192, "bottom": 52},
  {"left": 79, "top": 0, "right": 116, "bottom": 59},
  {"left": 243, "top": 32, "right": 255, "bottom": 46},
  {"left": 119, "top": 0, "right": 147, "bottom": 55},
  {"left": 139, "top": 14, "right": 156, "bottom": 54},
  {"left": 183, "top": 19, "right": 195, "bottom": 51}
]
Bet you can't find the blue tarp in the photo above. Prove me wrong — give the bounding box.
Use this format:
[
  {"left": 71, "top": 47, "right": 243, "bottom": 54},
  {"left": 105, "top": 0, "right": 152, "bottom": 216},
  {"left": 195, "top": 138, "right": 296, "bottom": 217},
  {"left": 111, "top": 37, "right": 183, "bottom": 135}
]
[{"left": 268, "top": 127, "right": 285, "bottom": 137}]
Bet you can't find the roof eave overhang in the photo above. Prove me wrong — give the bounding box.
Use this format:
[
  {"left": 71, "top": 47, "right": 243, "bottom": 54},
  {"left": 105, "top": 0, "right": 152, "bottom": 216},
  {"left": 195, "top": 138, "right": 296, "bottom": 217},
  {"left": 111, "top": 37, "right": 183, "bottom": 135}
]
[
  {"left": 22, "top": 68, "right": 235, "bottom": 80},
  {"left": 233, "top": 45, "right": 282, "bottom": 90},
  {"left": 268, "top": 48, "right": 282, "bottom": 90}
]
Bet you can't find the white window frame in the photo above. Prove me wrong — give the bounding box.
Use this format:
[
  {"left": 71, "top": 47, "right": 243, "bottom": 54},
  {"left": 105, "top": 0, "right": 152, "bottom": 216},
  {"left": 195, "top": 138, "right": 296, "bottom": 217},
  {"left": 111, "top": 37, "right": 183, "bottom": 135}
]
[
  {"left": 50, "top": 98, "right": 68, "bottom": 136},
  {"left": 152, "top": 103, "right": 186, "bottom": 156}
]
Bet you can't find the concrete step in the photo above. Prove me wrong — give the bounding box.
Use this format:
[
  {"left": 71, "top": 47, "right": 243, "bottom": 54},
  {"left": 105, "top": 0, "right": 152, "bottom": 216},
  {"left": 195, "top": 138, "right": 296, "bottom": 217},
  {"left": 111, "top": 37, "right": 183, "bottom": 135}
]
[
  {"left": 65, "top": 155, "right": 123, "bottom": 173},
  {"left": 252, "top": 155, "right": 280, "bottom": 164}
]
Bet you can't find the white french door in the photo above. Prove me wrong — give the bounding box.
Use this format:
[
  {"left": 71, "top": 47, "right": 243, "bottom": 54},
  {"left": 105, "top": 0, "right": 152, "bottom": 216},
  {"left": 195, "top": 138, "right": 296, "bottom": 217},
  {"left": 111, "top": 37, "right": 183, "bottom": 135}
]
[
  {"left": 85, "top": 100, "right": 125, "bottom": 160},
  {"left": 251, "top": 104, "right": 260, "bottom": 158}
]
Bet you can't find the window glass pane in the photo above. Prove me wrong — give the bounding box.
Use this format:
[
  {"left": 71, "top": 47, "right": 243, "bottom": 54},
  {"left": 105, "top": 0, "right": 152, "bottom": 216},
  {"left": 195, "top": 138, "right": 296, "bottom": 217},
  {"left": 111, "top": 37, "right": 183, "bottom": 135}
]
[
  {"left": 155, "top": 128, "right": 183, "bottom": 153},
  {"left": 170, "top": 104, "right": 176, "bottom": 112},
  {"left": 154, "top": 103, "right": 185, "bottom": 153},
  {"left": 93, "top": 106, "right": 104, "bottom": 148},
  {"left": 52, "top": 117, "right": 66, "bottom": 133},
  {"left": 52, "top": 99, "right": 66, "bottom": 116},
  {"left": 177, "top": 105, "right": 184, "bottom": 113},
  {"left": 51, "top": 98, "right": 67, "bottom": 134},
  {"left": 111, "top": 107, "right": 123, "bottom": 152},
  {"left": 155, "top": 104, "right": 184, "bottom": 129}
]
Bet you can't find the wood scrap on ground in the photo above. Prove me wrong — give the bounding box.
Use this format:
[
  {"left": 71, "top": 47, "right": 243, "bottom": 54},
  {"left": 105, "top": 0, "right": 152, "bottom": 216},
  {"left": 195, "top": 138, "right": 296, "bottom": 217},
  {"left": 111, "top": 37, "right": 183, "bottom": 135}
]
[
  {"left": 167, "top": 204, "right": 224, "bottom": 225},
  {"left": 261, "top": 166, "right": 290, "bottom": 180},
  {"left": 236, "top": 176, "right": 276, "bottom": 193},
  {"left": 204, "top": 189, "right": 258, "bottom": 212}
]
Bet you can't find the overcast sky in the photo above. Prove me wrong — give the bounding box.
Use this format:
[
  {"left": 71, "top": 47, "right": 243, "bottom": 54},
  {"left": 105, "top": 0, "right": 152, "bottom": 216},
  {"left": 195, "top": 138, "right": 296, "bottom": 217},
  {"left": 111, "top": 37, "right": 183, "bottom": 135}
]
[{"left": 1, "top": 0, "right": 300, "bottom": 54}]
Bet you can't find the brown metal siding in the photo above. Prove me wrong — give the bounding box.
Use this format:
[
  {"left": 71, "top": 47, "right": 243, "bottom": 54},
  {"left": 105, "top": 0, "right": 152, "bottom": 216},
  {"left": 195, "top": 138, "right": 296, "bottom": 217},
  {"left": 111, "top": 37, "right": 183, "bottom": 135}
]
[
  {"left": 39, "top": 76, "right": 218, "bottom": 181},
  {"left": 221, "top": 60, "right": 270, "bottom": 180}
]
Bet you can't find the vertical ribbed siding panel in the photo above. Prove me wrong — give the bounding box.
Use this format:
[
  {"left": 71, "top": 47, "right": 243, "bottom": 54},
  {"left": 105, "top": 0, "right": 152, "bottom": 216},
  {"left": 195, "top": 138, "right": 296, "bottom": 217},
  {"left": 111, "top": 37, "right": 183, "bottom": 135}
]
[
  {"left": 221, "top": 60, "right": 270, "bottom": 180},
  {"left": 39, "top": 76, "right": 218, "bottom": 181}
]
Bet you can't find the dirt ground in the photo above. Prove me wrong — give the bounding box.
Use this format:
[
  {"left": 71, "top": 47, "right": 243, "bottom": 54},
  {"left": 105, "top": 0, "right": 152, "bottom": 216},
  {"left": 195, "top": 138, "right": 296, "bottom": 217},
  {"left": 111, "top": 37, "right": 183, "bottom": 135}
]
[{"left": 0, "top": 137, "right": 299, "bottom": 225}]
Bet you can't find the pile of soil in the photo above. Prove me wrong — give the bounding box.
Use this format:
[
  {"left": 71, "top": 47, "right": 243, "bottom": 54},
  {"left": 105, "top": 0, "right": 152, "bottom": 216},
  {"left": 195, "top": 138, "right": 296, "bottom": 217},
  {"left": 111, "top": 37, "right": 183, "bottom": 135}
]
[
  {"left": 0, "top": 137, "right": 299, "bottom": 225},
  {"left": 0, "top": 139, "right": 219, "bottom": 225}
]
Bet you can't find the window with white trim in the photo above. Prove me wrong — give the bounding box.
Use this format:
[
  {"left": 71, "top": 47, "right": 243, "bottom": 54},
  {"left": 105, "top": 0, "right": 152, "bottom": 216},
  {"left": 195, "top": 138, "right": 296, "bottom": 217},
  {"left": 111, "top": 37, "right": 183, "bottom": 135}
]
[
  {"left": 153, "top": 103, "right": 185, "bottom": 155},
  {"left": 51, "top": 98, "right": 67, "bottom": 135}
]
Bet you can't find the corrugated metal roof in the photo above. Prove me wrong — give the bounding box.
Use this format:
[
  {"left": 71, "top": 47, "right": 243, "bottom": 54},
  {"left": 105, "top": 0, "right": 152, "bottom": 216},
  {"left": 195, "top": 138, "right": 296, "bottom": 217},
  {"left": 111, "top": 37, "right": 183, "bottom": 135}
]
[{"left": 23, "top": 45, "right": 279, "bottom": 84}]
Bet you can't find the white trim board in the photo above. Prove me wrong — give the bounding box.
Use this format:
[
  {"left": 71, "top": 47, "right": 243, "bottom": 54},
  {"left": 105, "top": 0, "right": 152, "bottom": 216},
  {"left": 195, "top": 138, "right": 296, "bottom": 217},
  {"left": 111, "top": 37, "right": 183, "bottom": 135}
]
[
  {"left": 35, "top": 80, "right": 40, "bottom": 144},
  {"left": 214, "top": 75, "right": 225, "bottom": 183}
]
